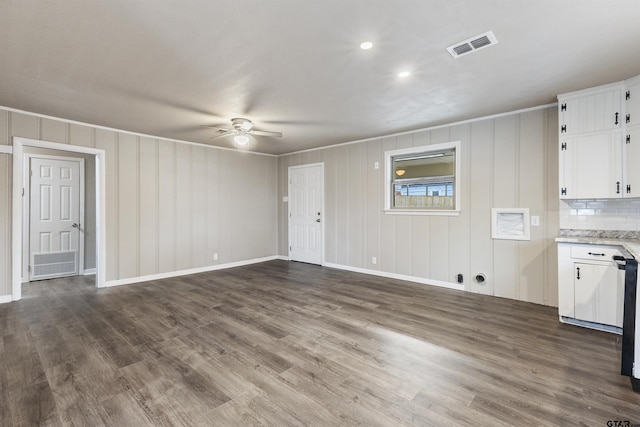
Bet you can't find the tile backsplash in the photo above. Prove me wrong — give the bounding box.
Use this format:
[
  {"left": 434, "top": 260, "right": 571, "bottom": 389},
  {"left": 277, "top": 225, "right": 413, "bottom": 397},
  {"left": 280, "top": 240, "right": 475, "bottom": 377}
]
[{"left": 560, "top": 199, "right": 640, "bottom": 231}]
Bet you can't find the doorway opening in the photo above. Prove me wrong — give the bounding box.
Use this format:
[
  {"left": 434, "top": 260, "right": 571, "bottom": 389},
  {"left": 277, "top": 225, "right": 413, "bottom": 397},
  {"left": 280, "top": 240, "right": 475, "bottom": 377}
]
[{"left": 12, "top": 137, "right": 106, "bottom": 300}]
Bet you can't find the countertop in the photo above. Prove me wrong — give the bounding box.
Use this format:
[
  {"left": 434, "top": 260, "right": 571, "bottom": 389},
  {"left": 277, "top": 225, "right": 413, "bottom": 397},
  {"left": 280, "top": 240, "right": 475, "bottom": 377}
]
[{"left": 556, "top": 231, "right": 640, "bottom": 259}]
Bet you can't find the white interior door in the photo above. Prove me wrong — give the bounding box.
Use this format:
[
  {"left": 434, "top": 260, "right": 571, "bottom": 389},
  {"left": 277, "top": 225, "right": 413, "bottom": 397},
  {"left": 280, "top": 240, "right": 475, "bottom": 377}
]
[
  {"left": 29, "top": 157, "right": 82, "bottom": 281},
  {"left": 289, "top": 164, "right": 323, "bottom": 265}
]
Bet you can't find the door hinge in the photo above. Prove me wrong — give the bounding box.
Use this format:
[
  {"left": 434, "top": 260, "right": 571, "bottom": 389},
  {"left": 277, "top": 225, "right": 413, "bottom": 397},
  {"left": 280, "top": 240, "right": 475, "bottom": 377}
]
[
  {"left": 561, "top": 187, "right": 567, "bottom": 196},
  {"left": 289, "top": 246, "right": 292, "bottom": 252},
  {"left": 22, "top": 188, "right": 25, "bottom": 197},
  {"left": 627, "top": 184, "right": 632, "bottom": 194},
  {"left": 627, "top": 114, "right": 631, "bottom": 124},
  {"left": 561, "top": 103, "right": 567, "bottom": 111},
  {"left": 627, "top": 135, "right": 631, "bottom": 144},
  {"left": 28, "top": 265, "right": 31, "bottom": 272},
  {"left": 627, "top": 90, "right": 631, "bottom": 100},
  {"left": 560, "top": 125, "right": 567, "bottom": 133},
  {"left": 561, "top": 142, "right": 567, "bottom": 150}
]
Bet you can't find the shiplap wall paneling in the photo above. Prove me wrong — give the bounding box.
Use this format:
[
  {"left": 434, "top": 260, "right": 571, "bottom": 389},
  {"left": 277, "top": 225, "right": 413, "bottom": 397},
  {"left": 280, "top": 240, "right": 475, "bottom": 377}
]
[
  {"left": 11, "top": 112, "right": 39, "bottom": 140},
  {"left": 278, "top": 155, "right": 290, "bottom": 257},
  {"left": 41, "top": 118, "right": 67, "bottom": 144},
  {"left": 335, "top": 147, "right": 350, "bottom": 266},
  {"left": 117, "top": 134, "right": 139, "bottom": 279},
  {"left": 95, "top": 129, "right": 118, "bottom": 280},
  {"left": 69, "top": 124, "right": 94, "bottom": 148},
  {"left": 469, "top": 120, "right": 494, "bottom": 295},
  {"left": 348, "top": 143, "right": 365, "bottom": 268},
  {"left": 175, "top": 143, "right": 192, "bottom": 270},
  {"left": 218, "top": 150, "right": 235, "bottom": 264},
  {"left": 545, "top": 108, "right": 560, "bottom": 306},
  {"left": 518, "top": 110, "right": 546, "bottom": 304},
  {"left": 492, "top": 116, "right": 520, "bottom": 300},
  {"left": 366, "top": 139, "right": 381, "bottom": 270},
  {"left": 322, "top": 148, "right": 337, "bottom": 263},
  {"left": 379, "top": 137, "right": 397, "bottom": 274},
  {"left": 157, "top": 140, "right": 176, "bottom": 274},
  {"left": 206, "top": 147, "right": 220, "bottom": 265},
  {"left": 0, "top": 110, "right": 9, "bottom": 295},
  {"left": 448, "top": 124, "right": 472, "bottom": 286},
  {"left": 138, "top": 137, "right": 158, "bottom": 276},
  {"left": 190, "top": 145, "right": 207, "bottom": 268}
]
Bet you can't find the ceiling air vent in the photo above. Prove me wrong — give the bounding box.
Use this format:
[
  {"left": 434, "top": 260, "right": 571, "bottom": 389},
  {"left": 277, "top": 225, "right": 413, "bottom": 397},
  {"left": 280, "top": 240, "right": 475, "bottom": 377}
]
[{"left": 447, "top": 31, "right": 498, "bottom": 58}]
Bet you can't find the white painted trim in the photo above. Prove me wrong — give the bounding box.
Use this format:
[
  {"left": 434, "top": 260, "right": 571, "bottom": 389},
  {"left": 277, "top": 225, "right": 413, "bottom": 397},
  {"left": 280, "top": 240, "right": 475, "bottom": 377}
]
[
  {"left": 276, "top": 255, "right": 289, "bottom": 261},
  {"left": 105, "top": 255, "right": 281, "bottom": 288},
  {"left": 12, "top": 137, "right": 106, "bottom": 301},
  {"left": 288, "top": 163, "right": 325, "bottom": 266},
  {"left": 322, "top": 262, "right": 465, "bottom": 292},
  {"left": 280, "top": 103, "right": 557, "bottom": 156},
  {"left": 0, "top": 145, "right": 12, "bottom": 154},
  {"left": 0, "top": 105, "right": 276, "bottom": 157},
  {"left": 83, "top": 268, "right": 96, "bottom": 276},
  {"left": 0, "top": 295, "right": 12, "bottom": 304}
]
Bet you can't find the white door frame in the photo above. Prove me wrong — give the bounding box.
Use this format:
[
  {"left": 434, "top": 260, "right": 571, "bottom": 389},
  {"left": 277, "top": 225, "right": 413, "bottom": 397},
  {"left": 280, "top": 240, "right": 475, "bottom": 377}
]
[
  {"left": 24, "top": 154, "right": 86, "bottom": 281},
  {"left": 288, "top": 162, "right": 325, "bottom": 265},
  {"left": 12, "top": 137, "right": 106, "bottom": 300}
]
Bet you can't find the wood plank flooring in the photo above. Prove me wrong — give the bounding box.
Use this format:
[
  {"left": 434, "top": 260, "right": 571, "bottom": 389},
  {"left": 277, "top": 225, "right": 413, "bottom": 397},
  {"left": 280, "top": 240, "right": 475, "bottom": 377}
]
[{"left": 1, "top": 260, "right": 639, "bottom": 426}]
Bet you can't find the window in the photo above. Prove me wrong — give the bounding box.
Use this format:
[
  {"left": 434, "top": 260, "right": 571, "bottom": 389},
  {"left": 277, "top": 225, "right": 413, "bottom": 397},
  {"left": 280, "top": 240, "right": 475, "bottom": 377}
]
[{"left": 384, "top": 141, "right": 460, "bottom": 215}]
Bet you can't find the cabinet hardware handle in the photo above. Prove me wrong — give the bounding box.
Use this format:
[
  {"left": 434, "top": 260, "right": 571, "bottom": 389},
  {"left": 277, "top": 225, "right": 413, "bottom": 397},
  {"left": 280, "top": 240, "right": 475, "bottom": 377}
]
[
  {"left": 615, "top": 112, "right": 619, "bottom": 125},
  {"left": 576, "top": 267, "right": 581, "bottom": 280},
  {"left": 617, "top": 181, "right": 621, "bottom": 194},
  {"left": 588, "top": 252, "right": 605, "bottom": 256}
]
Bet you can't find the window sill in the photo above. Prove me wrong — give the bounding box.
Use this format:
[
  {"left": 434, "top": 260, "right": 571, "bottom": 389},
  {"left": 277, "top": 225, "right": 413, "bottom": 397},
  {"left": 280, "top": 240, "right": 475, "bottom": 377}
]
[{"left": 383, "top": 209, "right": 460, "bottom": 216}]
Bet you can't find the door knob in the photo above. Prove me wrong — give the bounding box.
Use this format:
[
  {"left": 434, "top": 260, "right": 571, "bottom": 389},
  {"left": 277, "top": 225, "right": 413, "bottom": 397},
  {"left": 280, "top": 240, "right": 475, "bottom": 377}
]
[
  {"left": 316, "top": 219, "right": 321, "bottom": 223},
  {"left": 72, "top": 223, "right": 80, "bottom": 228}
]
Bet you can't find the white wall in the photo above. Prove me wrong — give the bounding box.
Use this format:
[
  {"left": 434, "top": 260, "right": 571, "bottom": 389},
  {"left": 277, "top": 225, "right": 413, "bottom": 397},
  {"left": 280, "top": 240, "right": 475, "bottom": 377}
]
[
  {"left": 0, "top": 108, "right": 278, "bottom": 297},
  {"left": 278, "top": 106, "right": 560, "bottom": 306}
]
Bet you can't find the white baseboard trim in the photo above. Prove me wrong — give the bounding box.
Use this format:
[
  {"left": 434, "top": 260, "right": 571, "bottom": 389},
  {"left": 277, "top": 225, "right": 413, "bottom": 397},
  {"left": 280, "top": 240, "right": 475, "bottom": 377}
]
[
  {"left": 104, "top": 255, "right": 281, "bottom": 288},
  {"left": 0, "top": 294, "right": 13, "bottom": 304},
  {"left": 83, "top": 268, "right": 97, "bottom": 276},
  {"left": 276, "top": 255, "right": 289, "bottom": 261},
  {"left": 322, "top": 262, "right": 465, "bottom": 292}
]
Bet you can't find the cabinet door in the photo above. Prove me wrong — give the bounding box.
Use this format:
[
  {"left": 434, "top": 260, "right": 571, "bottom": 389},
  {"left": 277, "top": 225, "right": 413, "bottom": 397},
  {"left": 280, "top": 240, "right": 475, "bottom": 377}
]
[
  {"left": 624, "top": 127, "right": 640, "bottom": 197},
  {"left": 560, "top": 86, "right": 623, "bottom": 135},
  {"left": 557, "top": 244, "right": 575, "bottom": 318},
  {"left": 574, "top": 262, "right": 624, "bottom": 327},
  {"left": 560, "top": 132, "right": 623, "bottom": 199},
  {"left": 626, "top": 78, "right": 640, "bottom": 127}
]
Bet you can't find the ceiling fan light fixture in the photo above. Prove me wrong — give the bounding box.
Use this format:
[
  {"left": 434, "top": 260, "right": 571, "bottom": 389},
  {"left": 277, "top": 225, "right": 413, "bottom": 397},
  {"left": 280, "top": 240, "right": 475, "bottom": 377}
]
[{"left": 234, "top": 132, "right": 250, "bottom": 146}]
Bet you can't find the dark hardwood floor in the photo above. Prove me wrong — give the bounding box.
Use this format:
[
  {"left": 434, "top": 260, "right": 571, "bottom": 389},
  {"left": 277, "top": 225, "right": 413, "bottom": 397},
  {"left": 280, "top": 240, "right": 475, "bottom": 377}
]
[{"left": 1, "top": 260, "right": 639, "bottom": 426}]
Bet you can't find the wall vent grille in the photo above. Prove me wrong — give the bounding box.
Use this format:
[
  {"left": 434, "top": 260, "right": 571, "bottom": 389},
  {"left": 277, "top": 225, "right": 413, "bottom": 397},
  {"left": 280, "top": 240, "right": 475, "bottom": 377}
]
[{"left": 447, "top": 31, "right": 498, "bottom": 58}]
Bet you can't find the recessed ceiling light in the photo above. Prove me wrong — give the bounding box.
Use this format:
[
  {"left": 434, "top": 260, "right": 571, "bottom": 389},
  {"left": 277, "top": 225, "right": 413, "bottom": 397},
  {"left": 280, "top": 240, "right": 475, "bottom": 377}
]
[
  {"left": 360, "top": 41, "right": 373, "bottom": 50},
  {"left": 398, "top": 71, "right": 411, "bottom": 78}
]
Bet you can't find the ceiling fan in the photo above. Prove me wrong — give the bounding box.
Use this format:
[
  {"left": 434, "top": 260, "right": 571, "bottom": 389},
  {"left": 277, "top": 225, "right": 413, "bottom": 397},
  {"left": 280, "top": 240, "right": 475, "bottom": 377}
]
[{"left": 201, "top": 118, "right": 283, "bottom": 147}]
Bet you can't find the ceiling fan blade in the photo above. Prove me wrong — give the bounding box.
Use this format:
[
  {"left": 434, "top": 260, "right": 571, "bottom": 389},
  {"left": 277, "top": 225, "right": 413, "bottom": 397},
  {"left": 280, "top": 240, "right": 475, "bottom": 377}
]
[
  {"left": 200, "top": 125, "right": 233, "bottom": 131},
  {"left": 209, "top": 132, "right": 232, "bottom": 140},
  {"left": 251, "top": 130, "right": 283, "bottom": 137}
]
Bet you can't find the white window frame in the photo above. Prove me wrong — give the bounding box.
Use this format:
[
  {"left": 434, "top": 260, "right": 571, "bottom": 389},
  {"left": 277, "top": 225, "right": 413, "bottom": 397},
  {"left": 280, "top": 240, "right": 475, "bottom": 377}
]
[{"left": 384, "top": 141, "right": 461, "bottom": 216}]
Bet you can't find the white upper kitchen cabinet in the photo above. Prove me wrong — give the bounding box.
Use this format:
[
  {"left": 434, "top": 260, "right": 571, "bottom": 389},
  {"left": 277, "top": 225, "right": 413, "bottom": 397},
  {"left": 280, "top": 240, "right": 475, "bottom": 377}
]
[
  {"left": 558, "top": 76, "right": 640, "bottom": 199},
  {"left": 626, "top": 75, "right": 640, "bottom": 128},
  {"left": 559, "top": 131, "right": 623, "bottom": 199},
  {"left": 559, "top": 82, "right": 624, "bottom": 136}
]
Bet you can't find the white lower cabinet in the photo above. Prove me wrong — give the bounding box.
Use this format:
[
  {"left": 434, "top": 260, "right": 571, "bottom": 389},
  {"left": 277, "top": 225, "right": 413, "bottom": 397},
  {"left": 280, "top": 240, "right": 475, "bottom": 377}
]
[{"left": 557, "top": 243, "right": 625, "bottom": 330}]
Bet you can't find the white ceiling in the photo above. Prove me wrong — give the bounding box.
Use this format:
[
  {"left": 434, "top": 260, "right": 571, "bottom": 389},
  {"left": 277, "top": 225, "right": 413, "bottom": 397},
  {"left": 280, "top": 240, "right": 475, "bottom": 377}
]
[{"left": 2, "top": 1, "right": 640, "bottom": 155}]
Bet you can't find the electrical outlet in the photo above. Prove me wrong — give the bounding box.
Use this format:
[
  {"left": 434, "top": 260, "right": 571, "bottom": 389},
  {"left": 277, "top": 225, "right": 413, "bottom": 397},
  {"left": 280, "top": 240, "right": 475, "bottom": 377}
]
[
  {"left": 374, "top": 162, "right": 379, "bottom": 169},
  {"left": 213, "top": 253, "right": 218, "bottom": 261},
  {"left": 371, "top": 256, "right": 377, "bottom": 265},
  {"left": 531, "top": 216, "right": 540, "bottom": 226}
]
